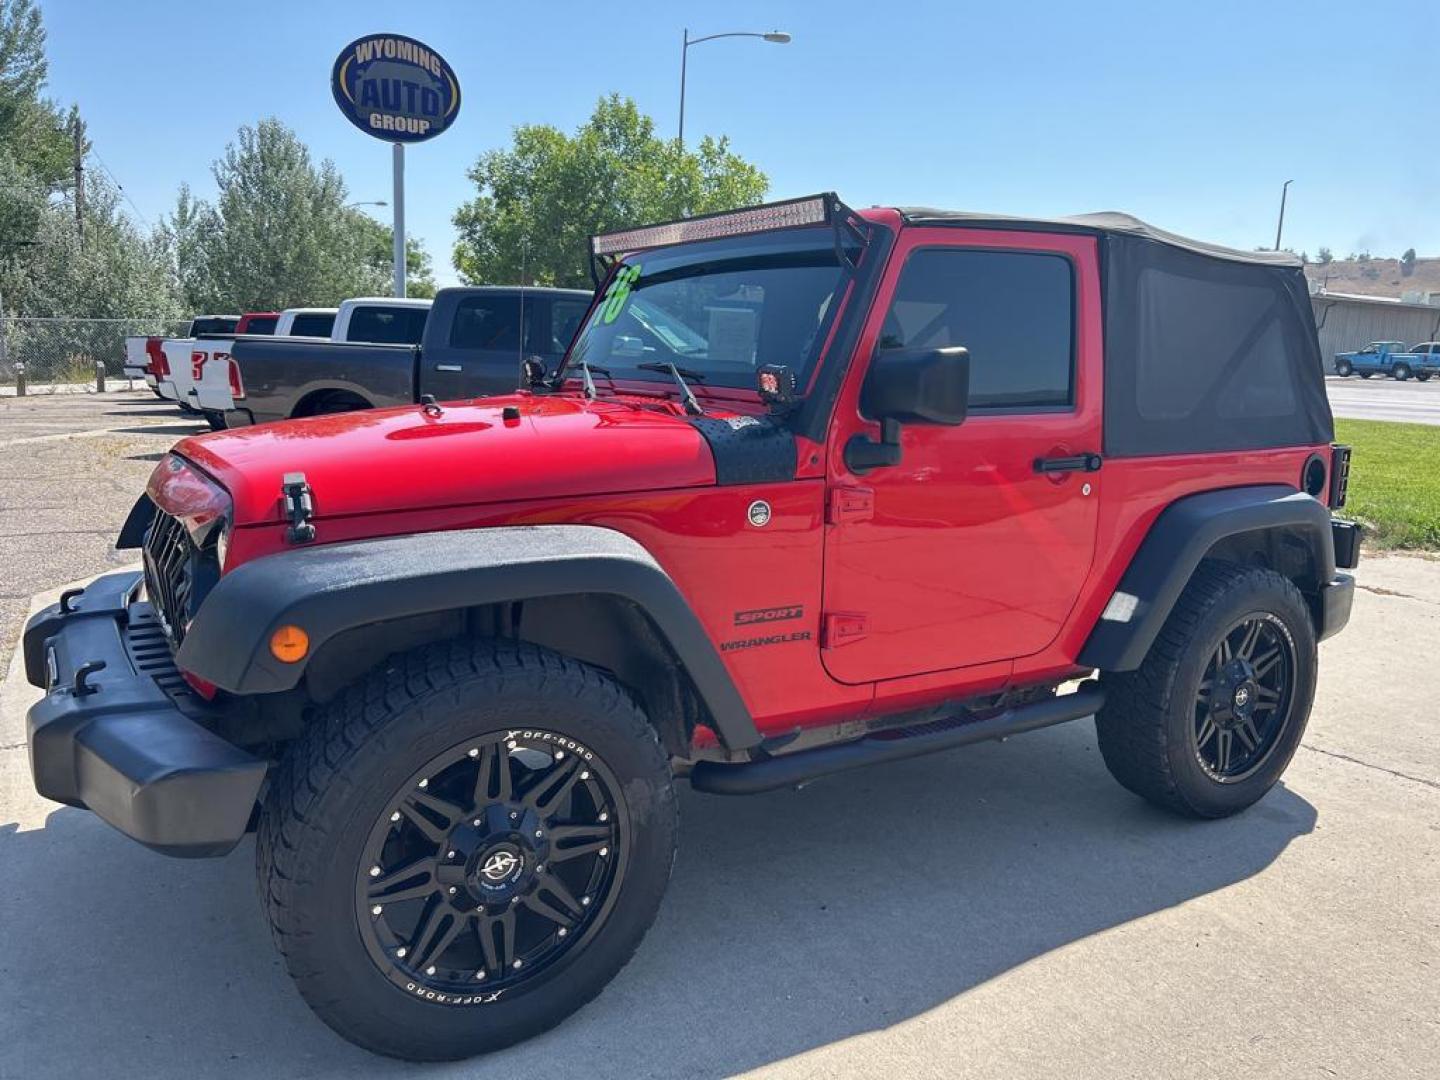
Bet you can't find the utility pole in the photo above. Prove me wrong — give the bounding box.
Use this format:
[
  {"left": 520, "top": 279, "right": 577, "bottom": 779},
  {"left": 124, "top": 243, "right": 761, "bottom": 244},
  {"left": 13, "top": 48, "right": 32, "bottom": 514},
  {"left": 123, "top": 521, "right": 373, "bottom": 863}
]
[
  {"left": 1274, "top": 179, "right": 1293, "bottom": 251},
  {"left": 72, "top": 113, "right": 85, "bottom": 246}
]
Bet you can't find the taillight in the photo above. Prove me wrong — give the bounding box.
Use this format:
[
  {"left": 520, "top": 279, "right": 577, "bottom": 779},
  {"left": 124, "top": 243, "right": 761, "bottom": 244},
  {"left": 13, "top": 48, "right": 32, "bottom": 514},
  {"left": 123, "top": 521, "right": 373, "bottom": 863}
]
[
  {"left": 226, "top": 355, "right": 246, "bottom": 399},
  {"left": 145, "top": 338, "right": 169, "bottom": 378},
  {"left": 1329, "top": 444, "right": 1351, "bottom": 509}
]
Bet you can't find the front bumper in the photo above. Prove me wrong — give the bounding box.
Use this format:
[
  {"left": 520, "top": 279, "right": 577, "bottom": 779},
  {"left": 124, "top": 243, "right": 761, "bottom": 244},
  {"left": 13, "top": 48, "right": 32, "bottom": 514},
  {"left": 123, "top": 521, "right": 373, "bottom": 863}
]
[{"left": 22, "top": 571, "right": 266, "bottom": 858}]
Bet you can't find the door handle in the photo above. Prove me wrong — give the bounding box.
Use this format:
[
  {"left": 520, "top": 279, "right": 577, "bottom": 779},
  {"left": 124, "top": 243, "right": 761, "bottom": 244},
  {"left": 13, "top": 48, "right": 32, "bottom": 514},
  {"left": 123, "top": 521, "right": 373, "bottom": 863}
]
[
  {"left": 1033, "top": 453, "right": 1102, "bottom": 474},
  {"left": 435, "top": 364, "right": 463, "bottom": 372}
]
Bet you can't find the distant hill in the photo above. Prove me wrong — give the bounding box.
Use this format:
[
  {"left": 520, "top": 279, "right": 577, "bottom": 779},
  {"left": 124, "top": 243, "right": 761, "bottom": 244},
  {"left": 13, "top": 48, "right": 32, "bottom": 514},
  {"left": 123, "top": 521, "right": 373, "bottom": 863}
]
[{"left": 1304, "top": 256, "right": 1440, "bottom": 300}]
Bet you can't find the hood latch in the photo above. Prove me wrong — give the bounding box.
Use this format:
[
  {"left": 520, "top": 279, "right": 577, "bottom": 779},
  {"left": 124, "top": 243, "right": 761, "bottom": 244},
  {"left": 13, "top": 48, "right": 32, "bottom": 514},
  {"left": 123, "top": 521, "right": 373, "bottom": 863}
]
[{"left": 282, "top": 472, "right": 316, "bottom": 545}]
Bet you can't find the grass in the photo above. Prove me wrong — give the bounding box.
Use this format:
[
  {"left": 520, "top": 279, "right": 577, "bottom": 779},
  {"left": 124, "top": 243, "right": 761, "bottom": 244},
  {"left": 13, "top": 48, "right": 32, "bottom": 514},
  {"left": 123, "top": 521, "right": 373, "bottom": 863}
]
[{"left": 1334, "top": 418, "right": 1440, "bottom": 550}]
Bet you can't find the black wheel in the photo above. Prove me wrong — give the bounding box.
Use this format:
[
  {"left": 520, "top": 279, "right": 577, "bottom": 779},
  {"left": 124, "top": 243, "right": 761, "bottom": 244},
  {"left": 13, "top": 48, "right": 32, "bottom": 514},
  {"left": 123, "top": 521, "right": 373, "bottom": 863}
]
[
  {"left": 256, "top": 638, "right": 678, "bottom": 1060},
  {"left": 1359, "top": 372, "right": 1373, "bottom": 379},
  {"left": 202, "top": 409, "right": 226, "bottom": 431},
  {"left": 1393, "top": 363, "right": 1410, "bottom": 381},
  {"left": 1335, "top": 360, "right": 1352, "bottom": 377},
  {"left": 1095, "top": 562, "right": 1316, "bottom": 818},
  {"left": 1417, "top": 372, "right": 1431, "bottom": 382}
]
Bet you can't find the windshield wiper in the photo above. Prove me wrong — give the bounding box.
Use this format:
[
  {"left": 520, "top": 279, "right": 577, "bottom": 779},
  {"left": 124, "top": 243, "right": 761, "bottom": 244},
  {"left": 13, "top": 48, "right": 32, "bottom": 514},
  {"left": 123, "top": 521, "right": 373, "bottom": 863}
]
[
  {"left": 574, "top": 359, "right": 612, "bottom": 401},
  {"left": 637, "top": 361, "right": 705, "bottom": 416}
]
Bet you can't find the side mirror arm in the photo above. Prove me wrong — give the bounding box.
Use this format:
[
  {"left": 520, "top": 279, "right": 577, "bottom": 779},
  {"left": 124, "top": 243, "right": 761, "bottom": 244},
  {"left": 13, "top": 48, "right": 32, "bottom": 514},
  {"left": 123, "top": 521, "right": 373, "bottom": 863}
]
[{"left": 843, "top": 417, "right": 903, "bottom": 473}]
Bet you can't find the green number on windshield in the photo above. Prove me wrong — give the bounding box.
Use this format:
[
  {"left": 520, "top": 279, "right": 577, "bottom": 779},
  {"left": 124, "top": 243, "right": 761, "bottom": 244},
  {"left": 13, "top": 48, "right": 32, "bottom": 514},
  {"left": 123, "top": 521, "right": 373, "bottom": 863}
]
[{"left": 600, "top": 264, "right": 642, "bottom": 324}]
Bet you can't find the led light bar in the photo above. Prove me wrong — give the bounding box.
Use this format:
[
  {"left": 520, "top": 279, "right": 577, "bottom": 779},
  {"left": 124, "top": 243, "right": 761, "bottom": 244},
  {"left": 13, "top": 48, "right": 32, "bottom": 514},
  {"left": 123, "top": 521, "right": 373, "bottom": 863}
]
[{"left": 591, "top": 193, "right": 834, "bottom": 257}]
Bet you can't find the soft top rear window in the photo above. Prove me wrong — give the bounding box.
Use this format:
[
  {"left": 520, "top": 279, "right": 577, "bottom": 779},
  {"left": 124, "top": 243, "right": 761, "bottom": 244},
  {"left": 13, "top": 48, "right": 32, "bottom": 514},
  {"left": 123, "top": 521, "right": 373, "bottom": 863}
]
[{"left": 1102, "top": 236, "right": 1332, "bottom": 456}]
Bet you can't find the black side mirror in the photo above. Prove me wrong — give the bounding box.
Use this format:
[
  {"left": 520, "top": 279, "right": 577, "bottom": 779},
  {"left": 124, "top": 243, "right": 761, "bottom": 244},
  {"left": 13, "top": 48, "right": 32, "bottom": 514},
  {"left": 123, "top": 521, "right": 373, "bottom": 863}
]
[
  {"left": 845, "top": 346, "right": 970, "bottom": 472},
  {"left": 522, "top": 355, "right": 548, "bottom": 386}
]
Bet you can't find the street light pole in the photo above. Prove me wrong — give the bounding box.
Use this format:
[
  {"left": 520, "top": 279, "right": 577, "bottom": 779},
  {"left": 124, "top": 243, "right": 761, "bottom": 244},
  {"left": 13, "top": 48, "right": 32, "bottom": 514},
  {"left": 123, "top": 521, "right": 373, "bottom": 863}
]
[
  {"left": 1275, "top": 179, "right": 1294, "bottom": 251},
  {"left": 678, "top": 28, "right": 791, "bottom": 148}
]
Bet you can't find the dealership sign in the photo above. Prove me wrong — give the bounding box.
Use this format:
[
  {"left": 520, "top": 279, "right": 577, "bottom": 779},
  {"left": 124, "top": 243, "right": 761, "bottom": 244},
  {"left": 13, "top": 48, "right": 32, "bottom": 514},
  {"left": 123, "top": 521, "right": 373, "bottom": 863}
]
[{"left": 330, "top": 33, "right": 461, "bottom": 142}]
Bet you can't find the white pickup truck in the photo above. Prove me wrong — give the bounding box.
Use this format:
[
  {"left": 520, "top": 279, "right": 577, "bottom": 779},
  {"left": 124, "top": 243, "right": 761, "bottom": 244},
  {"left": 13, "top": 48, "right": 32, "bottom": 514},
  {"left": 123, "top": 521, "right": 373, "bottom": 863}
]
[
  {"left": 190, "top": 298, "right": 431, "bottom": 425},
  {"left": 122, "top": 316, "right": 240, "bottom": 395}
]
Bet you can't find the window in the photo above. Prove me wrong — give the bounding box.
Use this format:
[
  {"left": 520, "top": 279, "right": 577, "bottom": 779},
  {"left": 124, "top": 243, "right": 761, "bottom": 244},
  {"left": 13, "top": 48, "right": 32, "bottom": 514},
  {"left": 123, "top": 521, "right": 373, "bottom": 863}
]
[
  {"left": 191, "top": 317, "right": 239, "bottom": 336},
  {"left": 347, "top": 306, "right": 428, "bottom": 344},
  {"left": 550, "top": 299, "right": 590, "bottom": 353},
  {"left": 244, "top": 317, "right": 277, "bottom": 335},
  {"left": 879, "top": 249, "right": 1074, "bottom": 409},
  {"left": 449, "top": 295, "right": 542, "bottom": 353},
  {"left": 565, "top": 228, "right": 853, "bottom": 390},
  {"left": 290, "top": 313, "right": 336, "bottom": 337}
]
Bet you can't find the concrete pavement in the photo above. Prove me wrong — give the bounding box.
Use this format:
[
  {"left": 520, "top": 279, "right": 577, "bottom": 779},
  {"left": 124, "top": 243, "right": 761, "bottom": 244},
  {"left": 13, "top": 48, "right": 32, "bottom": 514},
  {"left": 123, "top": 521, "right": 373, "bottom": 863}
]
[
  {"left": 0, "top": 554, "right": 1436, "bottom": 1079},
  {"left": 1326, "top": 375, "right": 1440, "bottom": 425}
]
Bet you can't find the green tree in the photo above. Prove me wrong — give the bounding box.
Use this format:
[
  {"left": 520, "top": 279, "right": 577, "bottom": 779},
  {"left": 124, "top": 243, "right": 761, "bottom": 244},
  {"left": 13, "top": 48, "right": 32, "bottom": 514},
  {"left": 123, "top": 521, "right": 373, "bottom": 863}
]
[
  {"left": 0, "top": 0, "right": 76, "bottom": 246},
  {"left": 1401, "top": 248, "right": 1416, "bottom": 277},
  {"left": 1317, "top": 247, "right": 1333, "bottom": 265},
  {"left": 452, "top": 94, "right": 768, "bottom": 288},
  {"left": 161, "top": 118, "right": 436, "bottom": 311},
  {"left": 354, "top": 210, "right": 438, "bottom": 299}
]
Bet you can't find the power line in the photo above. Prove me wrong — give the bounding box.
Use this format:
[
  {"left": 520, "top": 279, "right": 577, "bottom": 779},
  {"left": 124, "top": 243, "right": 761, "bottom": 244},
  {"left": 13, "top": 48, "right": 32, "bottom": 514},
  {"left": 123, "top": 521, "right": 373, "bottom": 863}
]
[{"left": 86, "top": 146, "right": 152, "bottom": 230}]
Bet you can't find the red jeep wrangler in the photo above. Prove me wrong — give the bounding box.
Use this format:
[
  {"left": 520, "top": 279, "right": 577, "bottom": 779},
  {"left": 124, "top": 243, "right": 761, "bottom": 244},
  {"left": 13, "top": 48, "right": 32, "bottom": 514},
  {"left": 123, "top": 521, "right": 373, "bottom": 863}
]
[{"left": 23, "top": 195, "right": 1358, "bottom": 1060}]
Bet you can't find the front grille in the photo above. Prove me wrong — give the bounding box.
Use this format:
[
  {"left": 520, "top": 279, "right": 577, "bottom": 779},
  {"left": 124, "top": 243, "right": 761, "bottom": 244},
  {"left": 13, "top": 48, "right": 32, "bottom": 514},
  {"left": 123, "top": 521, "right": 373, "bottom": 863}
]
[{"left": 143, "top": 508, "right": 196, "bottom": 645}]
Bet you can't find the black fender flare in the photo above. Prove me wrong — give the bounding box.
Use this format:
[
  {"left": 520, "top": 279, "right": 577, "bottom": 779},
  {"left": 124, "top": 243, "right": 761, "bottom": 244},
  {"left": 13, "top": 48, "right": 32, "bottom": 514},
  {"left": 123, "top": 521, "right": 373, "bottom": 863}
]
[
  {"left": 1077, "top": 485, "right": 1335, "bottom": 672},
  {"left": 177, "top": 525, "right": 761, "bottom": 751}
]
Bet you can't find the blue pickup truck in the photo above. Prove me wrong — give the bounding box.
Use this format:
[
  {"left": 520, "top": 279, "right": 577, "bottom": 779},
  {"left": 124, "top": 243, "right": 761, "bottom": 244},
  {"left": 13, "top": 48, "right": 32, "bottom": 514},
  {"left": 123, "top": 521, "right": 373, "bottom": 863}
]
[{"left": 1333, "top": 341, "right": 1440, "bottom": 381}]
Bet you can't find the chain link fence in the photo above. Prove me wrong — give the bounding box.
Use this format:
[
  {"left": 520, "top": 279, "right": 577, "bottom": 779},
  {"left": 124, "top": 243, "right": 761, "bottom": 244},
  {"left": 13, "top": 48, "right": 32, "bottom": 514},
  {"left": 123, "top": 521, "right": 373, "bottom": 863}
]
[{"left": 0, "top": 317, "right": 191, "bottom": 387}]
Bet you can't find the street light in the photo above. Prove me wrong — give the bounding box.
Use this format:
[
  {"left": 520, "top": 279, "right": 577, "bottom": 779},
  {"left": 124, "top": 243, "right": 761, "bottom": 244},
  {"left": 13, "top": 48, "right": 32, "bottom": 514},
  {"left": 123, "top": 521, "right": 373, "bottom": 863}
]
[
  {"left": 678, "top": 29, "right": 791, "bottom": 147},
  {"left": 1274, "top": 179, "right": 1294, "bottom": 251},
  {"left": 348, "top": 200, "right": 388, "bottom": 210}
]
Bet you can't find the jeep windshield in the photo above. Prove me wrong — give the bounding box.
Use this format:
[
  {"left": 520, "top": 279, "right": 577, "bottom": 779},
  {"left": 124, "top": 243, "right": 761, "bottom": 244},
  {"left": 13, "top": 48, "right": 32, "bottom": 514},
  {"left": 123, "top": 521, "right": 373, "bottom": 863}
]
[{"left": 563, "top": 227, "right": 855, "bottom": 393}]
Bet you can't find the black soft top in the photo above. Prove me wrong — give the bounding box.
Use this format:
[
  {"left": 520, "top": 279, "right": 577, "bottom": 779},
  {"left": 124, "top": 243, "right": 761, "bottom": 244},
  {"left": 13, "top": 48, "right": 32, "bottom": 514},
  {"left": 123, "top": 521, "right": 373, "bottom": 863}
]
[
  {"left": 897, "top": 206, "right": 1330, "bottom": 456},
  {"left": 898, "top": 208, "right": 1303, "bottom": 268}
]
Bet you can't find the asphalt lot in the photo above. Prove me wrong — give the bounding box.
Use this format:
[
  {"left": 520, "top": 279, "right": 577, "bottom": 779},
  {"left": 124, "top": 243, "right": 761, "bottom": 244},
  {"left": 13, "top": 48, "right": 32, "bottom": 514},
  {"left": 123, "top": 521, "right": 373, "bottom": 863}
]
[
  {"left": 1326, "top": 374, "right": 1440, "bottom": 425},
  {"left": 0, "top": 389, "right": 1437, "bottom": 1079}
]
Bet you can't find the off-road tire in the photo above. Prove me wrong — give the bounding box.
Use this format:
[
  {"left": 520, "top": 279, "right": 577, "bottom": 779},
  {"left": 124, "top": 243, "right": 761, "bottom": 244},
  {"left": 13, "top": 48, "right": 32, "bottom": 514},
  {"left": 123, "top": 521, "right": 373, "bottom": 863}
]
[
  {"left": 1359, "top": 371, "right": 1373, "bottom": 378},
  {"left": 255, "top": 638, "right": 678, "bottom": 1061},
  {"left": 1335, "top": 360, "right": 1352, "bottom": 377},
  {"left": 1393, "top": 363, "right": 1411, "bottom": 381},
  {"left": 1095, "top": 562, "right": 1317, "bottom": 818},
  {"left": 1417, "top": 372, "right": 1431, "bottom": 382}
]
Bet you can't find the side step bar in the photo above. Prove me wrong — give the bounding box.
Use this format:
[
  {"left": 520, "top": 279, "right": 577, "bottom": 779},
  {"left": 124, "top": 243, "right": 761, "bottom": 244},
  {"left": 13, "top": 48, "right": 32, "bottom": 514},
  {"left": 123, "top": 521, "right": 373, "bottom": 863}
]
[{"left": 690, "top": 681, "right": 1104, "bottom": 796}]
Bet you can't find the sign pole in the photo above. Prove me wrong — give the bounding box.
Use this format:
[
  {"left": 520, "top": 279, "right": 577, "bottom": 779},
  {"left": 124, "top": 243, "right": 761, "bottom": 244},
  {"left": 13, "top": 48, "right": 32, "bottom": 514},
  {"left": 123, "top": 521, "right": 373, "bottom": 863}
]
[{"left": 392, "top": 142, "right": 406, "bottom": 298}]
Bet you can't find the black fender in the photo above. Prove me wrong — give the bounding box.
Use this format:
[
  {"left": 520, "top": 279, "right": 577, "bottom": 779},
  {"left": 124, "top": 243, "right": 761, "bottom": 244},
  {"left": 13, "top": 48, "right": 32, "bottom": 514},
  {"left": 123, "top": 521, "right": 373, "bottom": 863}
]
[
  {"left": 1078, "top": 485, "right": 1336, "bottom": 672},
  {"left": 177, "top": 525, "right": 762, "bottom": 751},
  {"left": 116, "top": 493, "right": 155, "bottom": 550}
]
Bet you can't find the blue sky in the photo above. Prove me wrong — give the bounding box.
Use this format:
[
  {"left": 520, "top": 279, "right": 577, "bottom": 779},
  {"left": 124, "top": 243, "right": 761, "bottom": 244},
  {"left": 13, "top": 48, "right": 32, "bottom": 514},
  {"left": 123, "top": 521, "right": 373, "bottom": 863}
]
[{"left": 39, "top": 0, "right": 1440, "bottom": 287}]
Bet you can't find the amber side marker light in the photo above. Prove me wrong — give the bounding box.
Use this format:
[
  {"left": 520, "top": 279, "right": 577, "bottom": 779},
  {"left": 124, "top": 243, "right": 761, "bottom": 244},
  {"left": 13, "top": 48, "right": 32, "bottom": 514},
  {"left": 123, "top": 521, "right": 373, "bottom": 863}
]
[{"left": 270, "top": 625, "right": 310, "bottom": 663}]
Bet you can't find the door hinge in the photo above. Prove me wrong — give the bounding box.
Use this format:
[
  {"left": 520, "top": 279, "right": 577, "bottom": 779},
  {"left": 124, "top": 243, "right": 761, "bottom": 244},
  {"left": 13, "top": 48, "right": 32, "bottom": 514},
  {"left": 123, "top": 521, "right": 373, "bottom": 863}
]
[
  {"left": 827, "top": 485, "right": 874, "bottom": 524},
  {"left": 822, "top": 612, "right": 869, "bottom": 649}
]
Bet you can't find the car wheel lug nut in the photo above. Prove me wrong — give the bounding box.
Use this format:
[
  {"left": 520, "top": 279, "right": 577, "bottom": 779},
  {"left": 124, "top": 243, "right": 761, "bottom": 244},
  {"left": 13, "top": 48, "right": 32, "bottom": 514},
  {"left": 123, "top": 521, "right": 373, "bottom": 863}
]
[
  {"left": 468, "top": 748, "right": 479, "bottom": 758},
  {"left": 371, "top": 905, "right": 382, "bottom": 916},
  {"left": 512, "top": 960, "right": 523, "bottom": 969},
  {"left": 558, "top": 927, "right": 567, "bottom": 937},
  {"left": 425, "top": 965, "right": 436, "bottom": 976},
  {"left": 396, "top": 947, "right": 407, "bottom": 958},
  {"left": 369, "top": 865, "right": 381, "bottom": 877},
  {"left": 418, "top": 778, "right": 428, "bottom": 788},
  {"left": 448, "top": 886, "right": 457, "bottom": 894}
]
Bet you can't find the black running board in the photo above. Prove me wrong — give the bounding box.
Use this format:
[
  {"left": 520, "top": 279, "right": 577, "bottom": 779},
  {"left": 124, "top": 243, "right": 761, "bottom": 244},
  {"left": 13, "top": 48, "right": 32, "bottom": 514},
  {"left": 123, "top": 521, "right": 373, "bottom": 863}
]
[{"left": 689, "top": 681, "right": 1104, "bottom": 796}]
